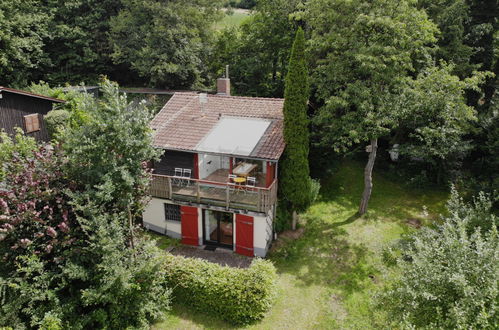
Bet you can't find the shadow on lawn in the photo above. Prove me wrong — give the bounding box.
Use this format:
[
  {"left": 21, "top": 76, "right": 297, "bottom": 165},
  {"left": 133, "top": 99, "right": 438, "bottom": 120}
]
[{"left": 270, "top": 212, "right": 378, "bottom": 296}]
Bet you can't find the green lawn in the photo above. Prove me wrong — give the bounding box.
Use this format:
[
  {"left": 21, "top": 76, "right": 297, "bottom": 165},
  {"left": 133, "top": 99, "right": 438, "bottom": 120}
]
[
  {"left": 215, "top": 9, "right": 251, "bottom": 30},
  {"left": 154, "top": 160, "right": 448, "bottom": 329}
]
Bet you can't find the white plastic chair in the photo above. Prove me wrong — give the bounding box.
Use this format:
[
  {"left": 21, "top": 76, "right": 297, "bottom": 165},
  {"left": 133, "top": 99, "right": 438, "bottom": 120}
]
[
  {"left": 182, "top": 168, "right": 192, "bottom": 186},
  {"left": 246, "top": 176, "right": 256, "bottom": 192},
  {"left": 173, "top": 168, "right": 182, "bottom": 186},
  {"left": 228, "top": 174, "right": 237, "bottom": 192}
]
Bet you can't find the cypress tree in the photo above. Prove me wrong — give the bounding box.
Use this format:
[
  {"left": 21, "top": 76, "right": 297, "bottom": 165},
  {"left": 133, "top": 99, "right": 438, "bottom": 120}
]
[{"left": 280, "top": 27, "right": 311, "bottom": 230}]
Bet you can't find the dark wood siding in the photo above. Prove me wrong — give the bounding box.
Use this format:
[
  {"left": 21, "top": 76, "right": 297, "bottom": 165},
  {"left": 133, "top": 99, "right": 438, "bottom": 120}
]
[
  {"left": 0, "top": 92, "right": 55, "bottom": 142},
  {"left": 154, "top": 150, "right": 195, "bottom": 176}
]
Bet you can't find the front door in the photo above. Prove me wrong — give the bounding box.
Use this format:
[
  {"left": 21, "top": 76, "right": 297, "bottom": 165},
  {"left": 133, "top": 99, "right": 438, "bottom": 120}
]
[
  {"left": 181, "top": 206, "right": 198, "bottom": 246},
  {"left": 235, "top": 214, "right": 254, "bottom": 257},
  {"left": 203, "top": 209, "right": 233, "bottom": 248}
]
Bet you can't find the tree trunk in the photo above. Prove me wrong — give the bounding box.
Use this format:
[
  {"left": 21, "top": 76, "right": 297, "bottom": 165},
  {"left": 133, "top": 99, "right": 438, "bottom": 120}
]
[
  {"left": 359, "top": 138, "right": 378, "bottom": 215},
  {"left": 291, "top": 210, "right": 298, "bottom": 230},
  {"left": 127, "top": 206, "right": 135, "bottom": 254}
]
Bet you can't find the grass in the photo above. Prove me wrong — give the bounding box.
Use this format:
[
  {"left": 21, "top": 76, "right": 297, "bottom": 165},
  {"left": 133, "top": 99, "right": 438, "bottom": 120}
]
[
  {"left": 215, "top": 9, "right": 251, "bottom": 30},
  {"left": 154, "top": 160, "right": 448, "bottom": 329},
  {"left": 144, "top": 230, "right": 181, "bottom": 250}
]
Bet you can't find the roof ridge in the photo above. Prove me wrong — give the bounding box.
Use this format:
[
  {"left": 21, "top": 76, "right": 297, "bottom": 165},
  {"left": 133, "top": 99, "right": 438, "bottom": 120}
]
[{"left": 173, "top": 91, "right": 283, "bottom": 101}]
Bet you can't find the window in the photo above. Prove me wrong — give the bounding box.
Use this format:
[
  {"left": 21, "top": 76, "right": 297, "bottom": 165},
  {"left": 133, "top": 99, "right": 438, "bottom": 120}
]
[
  {"left": 164, "top": 204, "right": 180, "bottom": 222},
  {"left": 24, "top": 114, "right": 40, "bottom": 133}
]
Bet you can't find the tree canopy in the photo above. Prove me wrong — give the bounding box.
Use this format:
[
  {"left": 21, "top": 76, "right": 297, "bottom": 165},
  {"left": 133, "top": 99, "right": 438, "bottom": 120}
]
[{"left": 110, "top": 0, "right": 224, "bottom": 88}]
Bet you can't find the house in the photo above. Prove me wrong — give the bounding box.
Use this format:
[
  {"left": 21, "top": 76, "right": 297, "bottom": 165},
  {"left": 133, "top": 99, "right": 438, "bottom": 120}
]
[
  {"left": 143, "top": 78, "right": 284, "bottom": 257},
  {"left": 0, "top": 86, "right": 65, "bottom": 141}
]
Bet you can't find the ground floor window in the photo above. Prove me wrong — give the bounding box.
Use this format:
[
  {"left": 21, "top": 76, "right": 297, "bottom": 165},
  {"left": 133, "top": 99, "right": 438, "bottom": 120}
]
[
  {"left": 164, "top": 204, "right": 180, "bottom": 222},
  {"left": 203, "top": 209, "right": 233, "bottom": 248}
]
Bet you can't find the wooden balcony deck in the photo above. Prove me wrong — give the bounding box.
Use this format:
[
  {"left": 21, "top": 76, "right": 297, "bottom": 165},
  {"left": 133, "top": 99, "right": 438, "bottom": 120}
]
[{"left": 149, "top": 173, "right": 277, "bottom": 214}]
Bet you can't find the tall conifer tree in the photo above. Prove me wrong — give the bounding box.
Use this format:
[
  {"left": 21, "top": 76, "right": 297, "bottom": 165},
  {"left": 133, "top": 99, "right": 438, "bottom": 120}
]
[{"left": 280, "top": 27, "right": 311, "bottom": 229}]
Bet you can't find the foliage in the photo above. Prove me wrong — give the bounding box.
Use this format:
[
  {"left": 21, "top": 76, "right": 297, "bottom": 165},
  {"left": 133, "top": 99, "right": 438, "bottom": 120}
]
[
  {"left": 43, "top": 110, "right": 70, "bottom": 139},
  {"left": 163, "top": 254, "right": 277, "bottom": 325},
  {"left": 393, "top": 64, "right": 488, "bottom": 183},
  {"left": 0, "top": 79, "right": 171, "bottom": 329},
  {"left": 0, "top": 0, "right": 50, "bottom": 87},
  {"left": 213, "top": 0, "right": 300, "bottom": 97},
  {"left": 280, "top": 27, "right": 312, "bottom": 214},
  {"left": 110, "top": 0, "right": 224, "bottom": 88},
  {"left": 418, "top": 0, "right": 475, "bottom": 77},
  {"left": 28, "top": 81, "right": 94, "bottom": 139},
  {"left": 41, "top": 0, "right": 123, "bottom": 84},
  {"left": 379, "top": 189, "right": 498, "bottom": 328},
  {"left": 227, "top": 0, "right": 256, "bottom": 9},
  {"left": 309, "top": 0, "right": 437, "bottom": 151},
  {"left": 61, "top": 78, "right": 161, "bottom": 216},
  {"left": 0, "top": 128, "right": 38, "bottom": 182}
]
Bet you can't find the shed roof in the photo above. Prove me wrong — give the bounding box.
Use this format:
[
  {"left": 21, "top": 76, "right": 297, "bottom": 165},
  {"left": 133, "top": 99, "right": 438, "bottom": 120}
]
[
  {"left": 151, "top": 92, "right": 285, "bottom": 160},
  {"left": 0, "top": 86, "right": 65, "bottom": 103}
]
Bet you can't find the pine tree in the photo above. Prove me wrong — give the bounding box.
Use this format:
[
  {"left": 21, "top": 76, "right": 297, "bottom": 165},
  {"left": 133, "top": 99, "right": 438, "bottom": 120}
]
[{"left": 280, "top": 27, "right": 311, "bottom": 230}]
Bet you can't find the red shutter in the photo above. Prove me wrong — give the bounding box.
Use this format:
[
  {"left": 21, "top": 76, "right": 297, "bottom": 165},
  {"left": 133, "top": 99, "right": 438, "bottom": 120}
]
[
  {"left": 181, "top": 206, "right": 199, "bottom": 246},
  {"left": 236, "top": 214, "right": 254, "bottom": 257}
]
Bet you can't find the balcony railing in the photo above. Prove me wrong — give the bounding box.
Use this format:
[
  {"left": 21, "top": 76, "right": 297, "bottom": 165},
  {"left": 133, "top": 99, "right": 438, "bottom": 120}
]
[{"left": 149, "top": 174, "right": 278, "bottom": 214}]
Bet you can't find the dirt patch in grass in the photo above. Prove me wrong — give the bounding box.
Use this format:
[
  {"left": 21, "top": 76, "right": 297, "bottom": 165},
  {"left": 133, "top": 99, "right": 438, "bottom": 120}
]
[
  {"left": 269, "top": 227, "right": 305, "bottom": 253},
  {"left": 406, "top": 218, "right": 422, "bottom": 229}
]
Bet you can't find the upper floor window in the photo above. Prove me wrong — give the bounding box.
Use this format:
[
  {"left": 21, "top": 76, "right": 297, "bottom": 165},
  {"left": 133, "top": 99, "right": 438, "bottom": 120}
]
[{"left": 24, "top": 114, "right": 40, "bottom": 133}]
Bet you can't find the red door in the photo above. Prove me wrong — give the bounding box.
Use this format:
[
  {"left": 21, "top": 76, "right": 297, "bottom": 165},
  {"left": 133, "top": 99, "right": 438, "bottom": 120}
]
[
  {"left": 181, "top": 206, "right": 199, "bottom": 246},
  {"left": 236, "top": 214, "right": 254, "bottom": 257}
]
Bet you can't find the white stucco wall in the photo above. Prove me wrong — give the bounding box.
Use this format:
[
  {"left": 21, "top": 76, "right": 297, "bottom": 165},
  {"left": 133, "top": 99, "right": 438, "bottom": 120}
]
[
  {"left": 143, "top": 198, "right": 181, "bottom": 238},
  {"left": 199, "top": 154, "right": 221, "bottom": 179},
  {"left": 251, "top": 209, "right": 273, "bottom": 257}
]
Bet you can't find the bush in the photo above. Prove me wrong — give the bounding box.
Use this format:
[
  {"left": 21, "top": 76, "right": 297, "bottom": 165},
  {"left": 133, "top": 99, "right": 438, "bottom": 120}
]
[
  {"left": 309, "top": 178, "right": 321, "bottom": 204},
  {"left": 378, "top": 189, "right": 498, "bottom": 328},
  {"left": 164, "top": 254, "right": 278, "bottom": 325},
  {"left": 44, "top": 109, "right": 70, "bottom": 139}
]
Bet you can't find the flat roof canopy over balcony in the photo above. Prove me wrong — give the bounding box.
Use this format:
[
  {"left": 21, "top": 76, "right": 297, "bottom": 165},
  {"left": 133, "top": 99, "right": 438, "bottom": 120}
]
[{"left": 196, "top": 116, "right": 271, "bottom": 156}]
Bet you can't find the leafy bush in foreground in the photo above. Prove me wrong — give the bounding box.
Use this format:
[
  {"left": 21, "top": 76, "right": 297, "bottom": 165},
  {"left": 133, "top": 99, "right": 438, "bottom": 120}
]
[
  {"left": 0, "top": 80, "right": 170, "bottom": 329},
  {"left": 379, "top": 190, "right": 498, "bottom": 328},
  {"left": 164, "top": 254, "right": 278, "bottom": 325}
]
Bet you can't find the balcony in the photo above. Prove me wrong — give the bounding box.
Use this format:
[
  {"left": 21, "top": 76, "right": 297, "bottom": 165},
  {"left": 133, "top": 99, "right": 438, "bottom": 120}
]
[{"left": 149, "top": 173, "right": 278, "bottom": 214}]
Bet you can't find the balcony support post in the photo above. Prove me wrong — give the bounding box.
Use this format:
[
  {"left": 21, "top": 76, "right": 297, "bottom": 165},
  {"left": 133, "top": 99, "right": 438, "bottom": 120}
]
[
  {"left": 168, "top": 177, "right": 172, "bottom": 199},
  {"left": 196, "top": 181, "right": 200, "bottom": 203}
]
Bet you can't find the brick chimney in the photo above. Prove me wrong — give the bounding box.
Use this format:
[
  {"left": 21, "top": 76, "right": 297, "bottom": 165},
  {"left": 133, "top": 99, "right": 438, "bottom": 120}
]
[{"left": 216, "top": 65, "right": 230, "bottom": 96}]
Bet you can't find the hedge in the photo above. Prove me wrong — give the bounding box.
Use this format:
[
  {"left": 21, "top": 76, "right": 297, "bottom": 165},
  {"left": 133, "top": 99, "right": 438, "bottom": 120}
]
[{"left": 163, "top": 254, "right": 278, "bottom": 325}]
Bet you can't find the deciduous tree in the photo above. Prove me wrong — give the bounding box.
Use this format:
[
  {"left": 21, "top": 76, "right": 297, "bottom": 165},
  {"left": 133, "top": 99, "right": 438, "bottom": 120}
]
[
  {"left": 110, "top": 0, "right": 224, "bottom": 88},
  {"left": 308, "top": 0, "right": 437, "bottom": 214}
]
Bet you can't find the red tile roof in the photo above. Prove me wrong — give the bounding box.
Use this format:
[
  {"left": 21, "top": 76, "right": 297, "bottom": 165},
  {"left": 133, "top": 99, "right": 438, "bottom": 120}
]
[
  {"left": 0, "top": 86, "right": 65, "bottom": 103},
  {"left": 151, "top": 92, "right": 285, "bottom": 160}
]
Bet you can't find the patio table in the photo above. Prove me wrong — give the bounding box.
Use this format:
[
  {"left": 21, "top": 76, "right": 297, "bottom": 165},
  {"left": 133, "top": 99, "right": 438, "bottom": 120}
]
[{"left": 233, "top": 162, "right": 257, "bottom": 177}]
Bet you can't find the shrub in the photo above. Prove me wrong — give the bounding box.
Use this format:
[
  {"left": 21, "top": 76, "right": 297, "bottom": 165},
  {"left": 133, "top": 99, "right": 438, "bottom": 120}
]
[
  {"left": 44, "top": 109, "right": 70, "bottom": 139},
  {"left": 378, "top": 189, "right": 498, "bottom": 328},
  {"left": 163, "top": 254, "right": 278, "bottom": 325}
]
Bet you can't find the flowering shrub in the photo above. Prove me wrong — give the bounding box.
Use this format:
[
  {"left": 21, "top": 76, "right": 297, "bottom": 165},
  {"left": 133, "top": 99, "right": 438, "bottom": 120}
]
[{"left": 0, "top": 145, "right": 76, "bottom": 266}]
